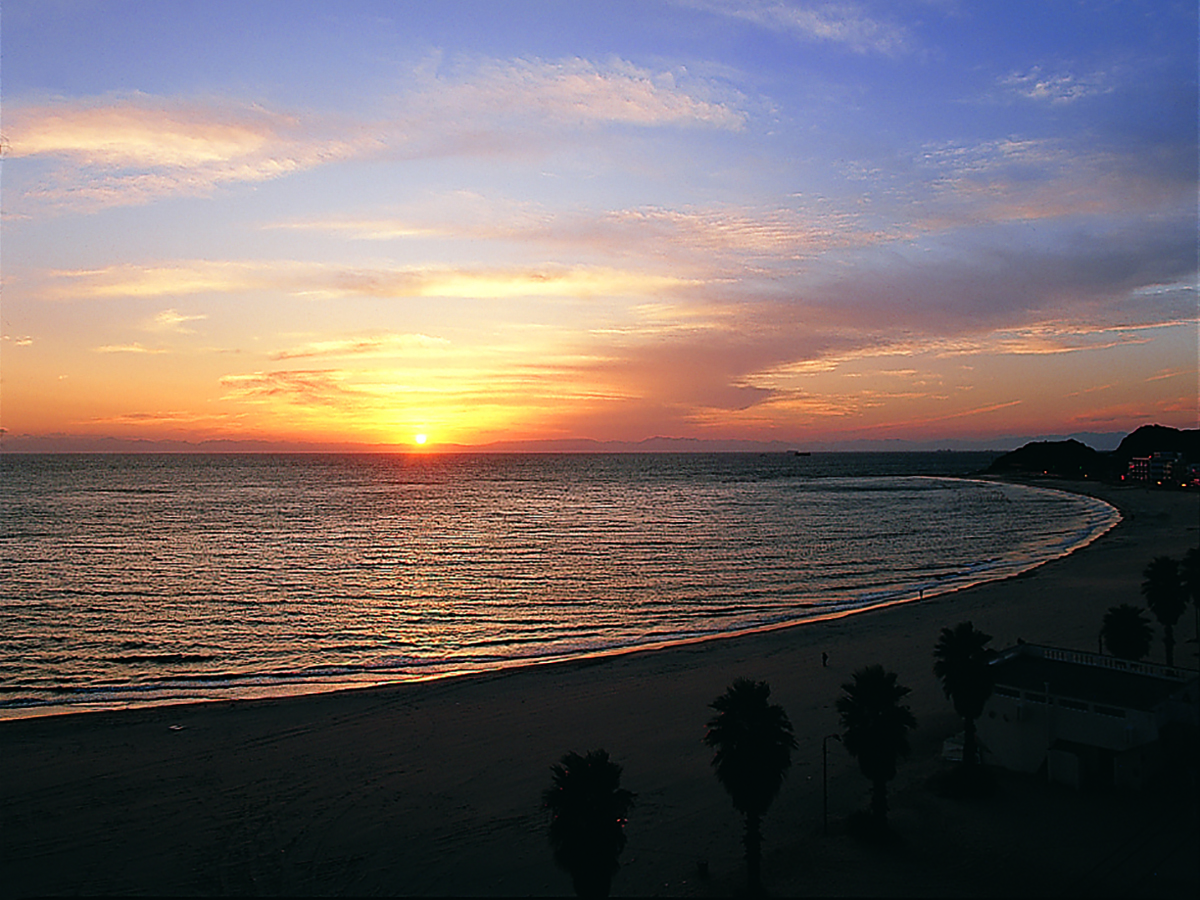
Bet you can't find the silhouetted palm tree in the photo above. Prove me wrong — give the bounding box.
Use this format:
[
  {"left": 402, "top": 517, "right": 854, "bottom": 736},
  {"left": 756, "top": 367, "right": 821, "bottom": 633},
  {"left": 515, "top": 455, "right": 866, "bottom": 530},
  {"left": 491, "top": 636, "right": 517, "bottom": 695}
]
[
  {"left": 933, "top": 621, "right": 994, "bottom": 768},
  {"left": 1142, "top": 556, "right": 1187, "bottom": 666},
  {"left": 543, "top": 749, "right": 635, "bottom": 898},
  {"left": 1101, "top": 604, "right": 1153, "bottom": 661},
  {"left": 836, "top": 665, "right": 917, "bottom": 828},
  {"left": 704, "top": 678, "right": 795, "bottom": 895}
]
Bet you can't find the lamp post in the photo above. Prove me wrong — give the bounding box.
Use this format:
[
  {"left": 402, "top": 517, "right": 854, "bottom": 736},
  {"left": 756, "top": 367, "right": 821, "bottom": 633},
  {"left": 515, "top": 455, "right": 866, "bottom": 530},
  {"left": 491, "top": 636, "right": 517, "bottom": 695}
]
[{"left": 823, "top": 733, "right": 841, "bottom": 835}]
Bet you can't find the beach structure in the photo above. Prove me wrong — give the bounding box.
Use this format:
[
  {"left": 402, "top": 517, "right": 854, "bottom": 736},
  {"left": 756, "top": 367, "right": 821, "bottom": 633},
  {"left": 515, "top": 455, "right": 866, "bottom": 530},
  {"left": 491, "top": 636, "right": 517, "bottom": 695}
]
[
  {"left": 1124, "top": 451, "right": 1191, "bottom": 487},
  {"left": 976, "top": 643, "right": 1198, "bottom": 790}
]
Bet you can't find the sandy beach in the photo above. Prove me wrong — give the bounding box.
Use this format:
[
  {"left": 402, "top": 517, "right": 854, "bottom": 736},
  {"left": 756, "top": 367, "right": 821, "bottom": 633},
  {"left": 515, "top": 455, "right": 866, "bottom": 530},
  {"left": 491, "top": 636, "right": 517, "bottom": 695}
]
[{"left": 4, "top": 480, "right": 1198, "bottom": 897}]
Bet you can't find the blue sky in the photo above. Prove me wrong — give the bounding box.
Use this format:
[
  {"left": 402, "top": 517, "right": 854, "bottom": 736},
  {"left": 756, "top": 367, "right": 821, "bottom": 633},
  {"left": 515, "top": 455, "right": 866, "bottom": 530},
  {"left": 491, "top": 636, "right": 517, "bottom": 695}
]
[{"left": 2, "top": 1, "right": 1196, "bottom": 447}]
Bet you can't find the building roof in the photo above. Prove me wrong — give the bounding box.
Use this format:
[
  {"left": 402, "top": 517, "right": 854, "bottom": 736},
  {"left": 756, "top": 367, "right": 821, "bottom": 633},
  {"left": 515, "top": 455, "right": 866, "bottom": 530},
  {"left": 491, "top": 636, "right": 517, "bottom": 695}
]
[{"left": 990, "top": 645, "right": 1196, "bottom": 712}]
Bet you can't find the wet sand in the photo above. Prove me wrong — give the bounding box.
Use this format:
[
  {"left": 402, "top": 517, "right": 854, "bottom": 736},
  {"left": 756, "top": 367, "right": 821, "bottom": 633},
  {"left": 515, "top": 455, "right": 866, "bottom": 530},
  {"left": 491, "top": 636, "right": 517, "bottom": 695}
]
[{"left": 4, "top": 480, "right": 1197, "bottom": 897}]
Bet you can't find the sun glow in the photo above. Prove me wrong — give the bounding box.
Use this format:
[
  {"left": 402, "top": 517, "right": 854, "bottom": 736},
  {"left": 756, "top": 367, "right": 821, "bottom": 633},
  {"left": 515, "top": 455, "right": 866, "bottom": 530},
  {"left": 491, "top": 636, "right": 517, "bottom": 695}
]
[{"left": 414, "top": 433, "right": 428, "bottom": 445}]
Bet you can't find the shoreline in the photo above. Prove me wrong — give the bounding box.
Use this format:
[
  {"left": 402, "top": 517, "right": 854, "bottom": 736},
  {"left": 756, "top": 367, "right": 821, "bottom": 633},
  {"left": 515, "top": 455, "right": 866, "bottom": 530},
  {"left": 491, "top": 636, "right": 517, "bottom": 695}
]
[
  {"left": 2, "top": 474, "right": 1122, "bottom": 724},
  {"left": 4, "top": 480, "right": 1197, "bottom": 896}
]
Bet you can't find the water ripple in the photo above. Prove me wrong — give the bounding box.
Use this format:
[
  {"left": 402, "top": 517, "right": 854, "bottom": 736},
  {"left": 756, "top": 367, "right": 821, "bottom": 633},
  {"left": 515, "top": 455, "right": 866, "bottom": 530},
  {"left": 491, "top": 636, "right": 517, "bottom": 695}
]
[{"left": 0, "top": 453, "right": 1117, "bottom": 716}]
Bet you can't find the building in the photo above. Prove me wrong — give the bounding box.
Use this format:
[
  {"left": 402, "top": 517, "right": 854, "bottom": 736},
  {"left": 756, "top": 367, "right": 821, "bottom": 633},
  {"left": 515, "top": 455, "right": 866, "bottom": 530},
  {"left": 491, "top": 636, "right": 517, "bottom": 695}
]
[
  {"left": 976, "top": 643, "right": 1198, "bottom": 790},
  {"left": 1125, "top": 456, "right": 1151, "bottom": 483},
  {"left": 1125, "top": 451, "right": 1188, "bottom": 486}
]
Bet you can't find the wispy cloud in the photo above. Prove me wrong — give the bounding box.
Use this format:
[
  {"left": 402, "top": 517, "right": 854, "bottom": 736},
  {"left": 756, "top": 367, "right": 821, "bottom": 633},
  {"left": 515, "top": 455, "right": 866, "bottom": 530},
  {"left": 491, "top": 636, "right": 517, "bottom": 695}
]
[
  {"left": 416, "top": 56, "right": 746, "bottom": 131},
  {"left": 43, "top": 261, "right": 267, "bottom": 298},
  {"left": 999, "top": 67, "right": 1112, "bottom": 104},
  {"left": 80, "top": 410, "right": 223, "bottom": 427},
  {"left": 550, "top": 204, "right": 885, "bottom": 262},
  {"left": 39, "top": 260, "right": 702, "bottom": 301},
  {"left": 94, "top": 342, "right": 167, "bottom": 354},
  {"left": 6, "top": 94, "right": 374, "bottom": 208},
  {"left": 907, "top": 137, "right": 1193, "bottom": 227},
  {"left": 147, "top": 308, "right": 207, "bottom": 333},
  {"left": 218, "top": 369, "right": 363, "bottom": 406},
  {"left": 677, "top": 0, "right": 909, "bottom": 55},
  {"left": 260, "top": 131, "right": 1185, "bottom": 280},
  {"left": 7, "top": 57, "right": 745, "bottom": 211},
  {"left": 265, "top": 218, "right": 450, "bottom": 240},
  {"left": 264, "top": 199, "right": 890, "bottom": 270},
  {"left": 271, "top": 333, "right": 451, "bottom": 361}
]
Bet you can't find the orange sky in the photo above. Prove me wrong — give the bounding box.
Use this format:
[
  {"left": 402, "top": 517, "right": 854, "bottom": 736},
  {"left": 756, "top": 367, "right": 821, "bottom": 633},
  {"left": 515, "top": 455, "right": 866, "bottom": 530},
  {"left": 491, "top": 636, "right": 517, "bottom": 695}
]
[{"left": 3, "top": 2, "right": 1196, "bottom": 450}]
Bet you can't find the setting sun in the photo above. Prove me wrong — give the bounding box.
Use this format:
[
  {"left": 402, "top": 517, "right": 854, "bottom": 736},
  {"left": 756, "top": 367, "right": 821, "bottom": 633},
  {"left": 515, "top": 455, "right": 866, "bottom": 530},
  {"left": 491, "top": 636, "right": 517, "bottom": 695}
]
[{"left": 414, "top": 433, "right": 427, "bottom": 445}]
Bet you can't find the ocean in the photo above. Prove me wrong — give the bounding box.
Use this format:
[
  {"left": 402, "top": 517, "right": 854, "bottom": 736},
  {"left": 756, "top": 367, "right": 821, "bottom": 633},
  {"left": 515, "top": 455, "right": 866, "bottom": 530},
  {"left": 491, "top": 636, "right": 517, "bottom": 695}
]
[{"left": 0, "top": 452, "right": 1119, "bottom": 718}]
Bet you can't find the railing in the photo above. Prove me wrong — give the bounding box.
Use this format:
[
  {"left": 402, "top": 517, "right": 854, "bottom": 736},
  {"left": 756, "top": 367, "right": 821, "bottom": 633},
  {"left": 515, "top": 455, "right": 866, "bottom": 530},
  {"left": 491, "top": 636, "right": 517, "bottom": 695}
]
[{"left": 1008, "top": 644, "right": 1193, "bottom": 683}]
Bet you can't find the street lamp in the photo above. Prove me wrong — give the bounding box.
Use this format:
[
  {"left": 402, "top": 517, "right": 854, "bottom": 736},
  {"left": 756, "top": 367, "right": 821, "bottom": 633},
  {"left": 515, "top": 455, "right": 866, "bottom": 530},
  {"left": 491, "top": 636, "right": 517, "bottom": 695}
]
[{"left": 823, "top": 733, "right": 841, "bottom": 835}]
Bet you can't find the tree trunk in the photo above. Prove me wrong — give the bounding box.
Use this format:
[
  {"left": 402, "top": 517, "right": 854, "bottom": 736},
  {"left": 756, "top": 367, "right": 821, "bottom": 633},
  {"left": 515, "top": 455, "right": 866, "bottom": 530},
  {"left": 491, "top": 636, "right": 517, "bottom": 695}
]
[
  {"left": 871, "top": 778, "right": 889, "bottom": 825},
  {"left": 571, "top": 868, "right": 612, "bottom": 899},
  {"left": 744, "top": 811, "right": 763, "bottom": 895},
  {"left": 963, "top": 717, "right": 978, "bottom": 768},
  {"left": 1165, "top": 624, "right": 1175, "bottom": 667}
]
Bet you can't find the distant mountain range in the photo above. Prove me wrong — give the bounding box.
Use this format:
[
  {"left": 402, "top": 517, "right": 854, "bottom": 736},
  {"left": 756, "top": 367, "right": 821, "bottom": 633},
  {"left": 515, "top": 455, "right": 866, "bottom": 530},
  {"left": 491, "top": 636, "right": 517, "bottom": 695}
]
[
  {"left": 984, "top": 424, "right": 1200, "bottom": 479},
  {"left": 0, "top": 430, "right": 1137, "bottom": 454}
]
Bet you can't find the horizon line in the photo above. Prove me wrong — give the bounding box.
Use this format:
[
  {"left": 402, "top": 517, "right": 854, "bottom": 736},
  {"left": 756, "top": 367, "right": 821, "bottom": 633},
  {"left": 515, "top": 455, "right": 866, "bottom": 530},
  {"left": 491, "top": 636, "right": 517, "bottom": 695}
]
[{"left": 0, "top": 428, "right": 1162, "bottom": 455}]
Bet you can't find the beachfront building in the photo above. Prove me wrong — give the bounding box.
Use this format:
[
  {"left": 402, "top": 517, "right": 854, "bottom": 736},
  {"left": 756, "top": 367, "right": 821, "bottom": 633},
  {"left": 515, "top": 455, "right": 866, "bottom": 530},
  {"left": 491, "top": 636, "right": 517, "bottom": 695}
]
[
  {"left": 1125, "top": 451, "right": 1190, "bottom": 487},
  {"left": 976, "top": 643, "right": 1198, "bottom": 790}
]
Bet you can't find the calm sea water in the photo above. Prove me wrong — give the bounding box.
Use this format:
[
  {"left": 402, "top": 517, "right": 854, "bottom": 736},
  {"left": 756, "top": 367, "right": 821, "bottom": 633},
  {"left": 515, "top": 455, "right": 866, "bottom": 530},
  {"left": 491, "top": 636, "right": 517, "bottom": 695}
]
[{"left": 0, "top": 452, "right": 1119, "bottom": 718}]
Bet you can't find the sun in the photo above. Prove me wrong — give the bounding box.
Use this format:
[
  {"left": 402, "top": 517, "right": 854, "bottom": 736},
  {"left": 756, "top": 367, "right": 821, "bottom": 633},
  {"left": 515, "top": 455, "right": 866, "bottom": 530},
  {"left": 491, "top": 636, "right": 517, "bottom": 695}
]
[{"left": 414, "top": 433, "right": 428, "bottom": 445}]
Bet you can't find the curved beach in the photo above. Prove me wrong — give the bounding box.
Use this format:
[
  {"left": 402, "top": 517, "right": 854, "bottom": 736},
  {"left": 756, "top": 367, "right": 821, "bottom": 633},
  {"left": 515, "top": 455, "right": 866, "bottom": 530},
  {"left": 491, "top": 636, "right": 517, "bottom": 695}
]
[{"left": 4, "top": 481, "right": 1197, "bottom": 897}]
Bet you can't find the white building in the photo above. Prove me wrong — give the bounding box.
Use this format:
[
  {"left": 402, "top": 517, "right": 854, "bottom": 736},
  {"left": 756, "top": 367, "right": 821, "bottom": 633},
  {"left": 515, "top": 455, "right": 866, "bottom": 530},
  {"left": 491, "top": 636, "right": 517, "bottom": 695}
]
[{"left": 976, "top": 643, "right": 1198, "bottom": 790}]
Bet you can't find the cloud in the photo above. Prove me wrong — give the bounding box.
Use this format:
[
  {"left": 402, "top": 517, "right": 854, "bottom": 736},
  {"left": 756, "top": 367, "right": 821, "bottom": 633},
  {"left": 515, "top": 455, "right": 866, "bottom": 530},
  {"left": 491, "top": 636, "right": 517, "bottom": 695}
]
[
  {"left": 80, "top": 410, "right": 221, "bottom": 427},
  {"left": 265, "top": 199, "right": 892, "bottom": 273},
  {"left": 39, "top": 260, "right": 701, "bottom": 301},
  {"left": 370, "top": 54, "right": 748, "bottom": 163},
  {"left": 43, "top": 261, "right": 268, "bottom": 298},
  {"left": 263, "top": 117, "right": 1190, "bottom": 278},
  {"left": 6, "top": 94, "right": 374, "bottom": 208},
  {"left": 904, "top": 136, "right": 1195, "bottom": 231},
  {"left": 271, "top": 333, "right": 451, "bottom": 360},
  {"left": 999, "top": 67, "right": 1112, "bottom": 104},
  {"left": 34, "top": 199, "right": 1192, "bottom": 430},
  {"left": 218, "top": 370, "right": 362, "bottom": 406},
  {"left": 533, "top": 213, "right": 1196, "bottom": 426},
  {"left": 419, "top": 56, "right": 746, "bottom": 131},
  {"left": 6, "top": 57, "right": 744, "bottom": 210},
  {"left": 791, "top": 217, "right": 1197, "bottom": 334},
  {"left": 764, "top": 319, "right": 1172, "bottom": 368},
  {"left": 11, "top": 99, "right": 275, "bottom": 167},
  {"left": 147, "top": 308, "right": 207, "bottom": 333},
  {"left": 677, "top": 0, "right": 909, "bottom": 55},
  {"left": 265, "top": 219, "right": 449, "bottom": 240},
  {"left": 544, "top": 204, "right": 887, "bottom": 263},
  {"left": 94, "top": 342, "right": 167, "bottom": 354}
]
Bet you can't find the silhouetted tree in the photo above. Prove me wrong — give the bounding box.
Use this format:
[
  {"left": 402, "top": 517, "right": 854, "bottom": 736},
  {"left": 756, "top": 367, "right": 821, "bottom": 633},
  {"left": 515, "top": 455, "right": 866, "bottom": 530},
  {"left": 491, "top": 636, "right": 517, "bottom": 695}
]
[
  {"left": 1142, "top": 556, "right": 1187, "bottom": 666},
  {"left": 1101, "top": 604, "right": 1153, "bottom": 661},
  {"left": 836, "top": 665, "right": 917, "bottom": 828},
  {"left": 933, "top": 622, "right": 994, "bottom": 768},
  {"left": 543, "top": 749, "right": 635, "bottom": 898},
  {"left": 703, "top": 678, "right": 795, "bottom": 895}
]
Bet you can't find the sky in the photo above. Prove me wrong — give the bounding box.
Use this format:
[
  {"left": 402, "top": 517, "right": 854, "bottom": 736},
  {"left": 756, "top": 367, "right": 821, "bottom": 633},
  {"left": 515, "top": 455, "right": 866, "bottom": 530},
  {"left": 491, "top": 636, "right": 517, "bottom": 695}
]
[{"left": 2, "top": 0, "right": 1196, "bottom": 450}]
